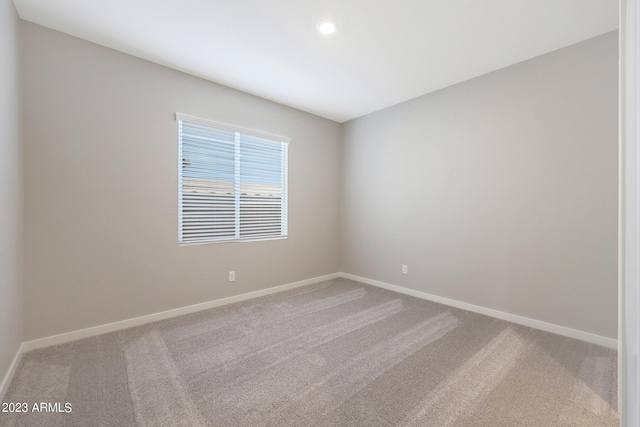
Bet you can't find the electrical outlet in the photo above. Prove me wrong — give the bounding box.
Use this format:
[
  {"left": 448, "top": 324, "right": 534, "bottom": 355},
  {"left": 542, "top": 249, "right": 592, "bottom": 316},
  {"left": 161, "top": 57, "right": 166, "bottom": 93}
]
[
  {"left": 402, "top": 264, "right": 408, "bottom": 275},
  {"left": 228, "top": 271, "right": 236, "bottom": 282}
]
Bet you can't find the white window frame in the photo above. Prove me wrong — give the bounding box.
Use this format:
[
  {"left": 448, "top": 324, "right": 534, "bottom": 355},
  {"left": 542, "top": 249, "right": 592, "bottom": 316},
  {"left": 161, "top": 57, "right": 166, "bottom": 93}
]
[{"left": 176, "top": 113, "right": 289, "bottom": 245}]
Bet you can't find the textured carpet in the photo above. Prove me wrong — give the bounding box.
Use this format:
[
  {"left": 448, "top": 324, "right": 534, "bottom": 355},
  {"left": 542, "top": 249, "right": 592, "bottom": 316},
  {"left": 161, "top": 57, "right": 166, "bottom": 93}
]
[{"left": 1, "top": 278, "right": 618, "bottom": 426}]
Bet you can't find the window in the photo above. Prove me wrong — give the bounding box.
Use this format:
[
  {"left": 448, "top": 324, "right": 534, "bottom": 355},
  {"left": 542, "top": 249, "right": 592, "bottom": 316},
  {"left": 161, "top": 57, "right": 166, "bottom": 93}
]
[{"left": 176, "top": 114, "right": 289, "bottom": 244}]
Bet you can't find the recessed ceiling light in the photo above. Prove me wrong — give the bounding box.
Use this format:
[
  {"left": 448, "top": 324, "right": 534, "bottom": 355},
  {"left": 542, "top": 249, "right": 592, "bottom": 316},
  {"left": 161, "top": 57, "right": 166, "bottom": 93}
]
[{"left": 317, "top": 20, "right": 337, "bottom": 35}]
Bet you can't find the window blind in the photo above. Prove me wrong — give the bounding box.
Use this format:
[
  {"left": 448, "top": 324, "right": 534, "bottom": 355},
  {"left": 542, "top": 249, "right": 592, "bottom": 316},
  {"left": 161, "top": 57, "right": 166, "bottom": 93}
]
[{"left": 177, "top": 114, "right": 289, "bottom": 244}]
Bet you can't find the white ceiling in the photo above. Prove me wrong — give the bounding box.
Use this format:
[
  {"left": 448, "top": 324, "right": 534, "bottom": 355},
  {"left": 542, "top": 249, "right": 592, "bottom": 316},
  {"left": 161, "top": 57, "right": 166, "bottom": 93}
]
[{"left": 13, "top": 0, "right": 618, "bottom": 123}]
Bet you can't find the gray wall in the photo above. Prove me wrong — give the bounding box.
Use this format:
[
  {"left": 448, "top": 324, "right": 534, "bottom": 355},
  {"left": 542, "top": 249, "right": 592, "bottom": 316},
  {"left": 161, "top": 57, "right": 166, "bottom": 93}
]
[
  {"left": 0, "top": 0, "right": 23, "bottom": 387},
  {"left": 19, "top": 21, "right": 618, "bottom": 342},
  {"left": 21, "top": 22, "right": 342, "bottom": 341},
  {"left": 340, "top": 32, "right": 619, "bottom": 338}
]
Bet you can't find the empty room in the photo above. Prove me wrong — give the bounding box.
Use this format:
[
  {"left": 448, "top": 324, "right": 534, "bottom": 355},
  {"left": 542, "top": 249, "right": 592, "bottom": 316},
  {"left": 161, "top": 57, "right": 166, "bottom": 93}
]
[{"left": 2, "top": 0, "right": 639, "bottom": 426}]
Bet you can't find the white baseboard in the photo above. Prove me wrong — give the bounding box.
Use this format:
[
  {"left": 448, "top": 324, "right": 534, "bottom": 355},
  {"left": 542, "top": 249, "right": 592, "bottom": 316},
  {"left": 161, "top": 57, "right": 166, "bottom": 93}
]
[
  {"left": 16, "top": 270, "right": 618, "bottom": 354},
  {"left": 339, "top": 272, "right": 618, "bottom": 349},
  {"left": 22, "top": 273, "right": 340, "bottom": 352},
  {"left": 0, "top": 343, "right": 24, "bottom": 402}
]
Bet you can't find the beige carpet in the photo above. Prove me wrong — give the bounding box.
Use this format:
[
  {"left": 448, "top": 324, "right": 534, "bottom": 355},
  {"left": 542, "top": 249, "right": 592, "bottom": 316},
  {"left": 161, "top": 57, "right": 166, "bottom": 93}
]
[{"left": 1, "top": 278, "right": 618, "bottom": 426}]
